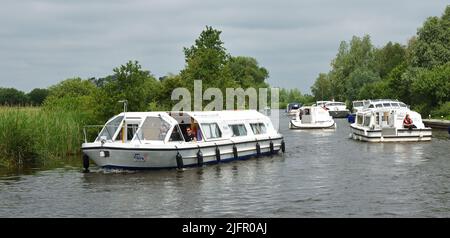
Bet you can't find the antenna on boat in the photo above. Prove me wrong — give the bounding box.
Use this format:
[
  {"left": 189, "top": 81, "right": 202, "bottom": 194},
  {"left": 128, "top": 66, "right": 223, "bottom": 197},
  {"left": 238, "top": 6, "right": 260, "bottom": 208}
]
[{"left": 118, "top": 100, "right": 128, "bottom": 113}]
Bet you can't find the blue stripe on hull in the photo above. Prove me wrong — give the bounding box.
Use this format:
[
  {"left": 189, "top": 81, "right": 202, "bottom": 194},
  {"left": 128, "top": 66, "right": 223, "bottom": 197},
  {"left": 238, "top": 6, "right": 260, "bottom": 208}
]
[{"left": 99, "top": 150, "right": 280, "bottom": 170}]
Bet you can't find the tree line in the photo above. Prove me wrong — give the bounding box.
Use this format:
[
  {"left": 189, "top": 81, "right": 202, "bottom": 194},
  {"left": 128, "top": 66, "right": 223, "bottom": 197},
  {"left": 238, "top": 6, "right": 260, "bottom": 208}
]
[
  {"left": 0, "top": 87, "right": 49, "bottom": 106},
  {"left": 311, "top": 5, "right": 450, "bottom": 118}
]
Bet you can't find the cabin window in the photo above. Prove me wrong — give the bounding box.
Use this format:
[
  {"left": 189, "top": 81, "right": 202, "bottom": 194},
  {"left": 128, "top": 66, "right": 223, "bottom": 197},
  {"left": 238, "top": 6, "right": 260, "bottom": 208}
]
[
  {"left": 364, "top": 115, "right": 371, "bottom": 127},
  {"left": 250, "top": 123, "right": 267, "bottom": 135},
  {"left": 399, "top": 103, "right": 407, "bottom": 108},
  {"left": 138, "top": 117, "right": 171, "bottom": 141},
  {"left": 376, "top": 104, "right": 382, "bottom": 108},
  {"left": 369, "top": 104, "right": 374, "bottom": 108},
  {"left": 169, "top": 125, "right": 184, "bottom": 142},
  {"left": 127, "top": 124, "right": 139, "bottom": 141},
  {"left": 201, "top": 123, "right": 222, "bottom": 139},
  {"left": 357, "top": 115, "right": 363, "bottom": 125},
  {"left": 375, "top": 113, "right": 380, "bottom": 125},
  {"left": 97, "top": 116, "right": 123, "bottom": 141},
  {"left": 391, "top": 102, "right": 399, "bottom": 107},
  {"left": 353, "top": 102, "right": 363, "bottom": 107},
  {"left": 383, "top": 103, "right": 391, "bottom": 107},
  {"left": 230, "top": 124, "right": 247, "bottom": 137}
]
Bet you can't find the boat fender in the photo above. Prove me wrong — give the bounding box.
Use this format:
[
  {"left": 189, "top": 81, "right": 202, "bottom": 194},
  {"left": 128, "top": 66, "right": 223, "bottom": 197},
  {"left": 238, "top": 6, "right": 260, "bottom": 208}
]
[
  {"left": 269, "top": 140, "right": 274, "bottom": 154},
  {"left": 233, "top": 144, "right": 238, "bottom": 159},
  {"left": 82, "top": 154, "right": 90, "bottom": 173},
  {"left": 215, "top": 145, "right": 221, "bottom": 162},
  {"left": 197, "top": 149, "right": 203, "bottom": 167},
  {"left": 176, "top": 152, "right": 184, "bottom": 170},
  {"left": 281, "top": 140, "right": 285, "bottom": 153},
  {"left": 256, "top": 142, "right": 261, "bottom": 157}
]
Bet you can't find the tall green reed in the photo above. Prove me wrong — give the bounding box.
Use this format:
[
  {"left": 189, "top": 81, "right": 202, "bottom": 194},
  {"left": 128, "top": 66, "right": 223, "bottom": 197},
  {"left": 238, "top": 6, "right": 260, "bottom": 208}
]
[{"left": 0, "top": 107, "right": 85, "bottom": 168}]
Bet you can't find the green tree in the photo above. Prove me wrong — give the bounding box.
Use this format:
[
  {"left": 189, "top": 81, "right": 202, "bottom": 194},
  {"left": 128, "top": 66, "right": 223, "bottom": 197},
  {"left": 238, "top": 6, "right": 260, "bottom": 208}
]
[
  {"left": 373, "top": 42, "right": 407, "bottom": 79},
  {"left": 27, "top": 88, "right": 49, "bottom": 106},
  {"left": 358, "top": 80, "right": 390, "bottom": 100},
  {"left": 181, "top": 26, "right": 234, "bottom": 91},
  {"left": 410, "top": 5, "right": 450, "bottom": 68},
  {"left": 311, "top": 73, "right": 332, "bottom": 101},
  {"left": 411, "top": 62, "right": 450, "bottom": 115},
  {"left": 98, "top": 60, "right": 159, "bottom": 120},
  {"left": 0, "top": 88, "right": 28, "bottom": 105},
  {"left": 225, "top": 56, "right": 269, "bottom": 89},
  {"left": 328, "top": 35, "right": 376, "bottom": 101},
  {"left": 44, "top": 78, "right": 99, "bottom": 122}
]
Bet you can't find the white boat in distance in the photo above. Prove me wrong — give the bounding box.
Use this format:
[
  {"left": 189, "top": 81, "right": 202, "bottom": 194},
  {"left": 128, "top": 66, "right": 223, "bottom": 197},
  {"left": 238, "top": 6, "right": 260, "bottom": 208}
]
[
  {"left": 289, "top": 106, "right": 336, "bottom": 129},
  {"left": 350, "top": 101, "right": 431, "bottom": 142},
  {"left": 286, "top": 102, "right": 301, "bottom": 116},
  {"left": 82, "top": 110, "right": 285, "bottom": 170}
]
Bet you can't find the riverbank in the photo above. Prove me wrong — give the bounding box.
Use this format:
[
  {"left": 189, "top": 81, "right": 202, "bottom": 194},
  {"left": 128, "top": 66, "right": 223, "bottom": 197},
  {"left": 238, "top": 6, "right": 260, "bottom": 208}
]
[{"left": 423, "top": 119, "right": 450, "bottom": 130}]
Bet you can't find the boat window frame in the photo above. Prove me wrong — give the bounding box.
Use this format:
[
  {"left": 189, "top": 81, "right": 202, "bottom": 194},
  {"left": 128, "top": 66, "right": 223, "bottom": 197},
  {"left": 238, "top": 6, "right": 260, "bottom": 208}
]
[
  {"left": 357, "top": 114, "right": 363, "bottom": 125},
  {"left": 200, "top": 122, "right": 223, "bottom": 140},
  {"left": 132, "top": 116, "right": 172, "bottom": 142},
  {"left": 250, "top": 122, "right": 267, "bottom": 135},
  {"left": 168, "top": 124, "right": 185, "bottom": 142},
  {"left": 96, "top": 115, "right": 124, "bottom": 142},
  {"left": 229, "top": 124, "right": 248, "bottom": 137},
  {"left": 363, "top": 114, "right": 371, "bottom": 127}
]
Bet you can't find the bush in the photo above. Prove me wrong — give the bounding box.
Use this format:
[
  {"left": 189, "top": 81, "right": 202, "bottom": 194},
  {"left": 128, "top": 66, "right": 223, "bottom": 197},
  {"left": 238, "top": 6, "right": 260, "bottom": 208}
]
[{"left": 431, "top": 102, "right": 450, "bottom": 120}]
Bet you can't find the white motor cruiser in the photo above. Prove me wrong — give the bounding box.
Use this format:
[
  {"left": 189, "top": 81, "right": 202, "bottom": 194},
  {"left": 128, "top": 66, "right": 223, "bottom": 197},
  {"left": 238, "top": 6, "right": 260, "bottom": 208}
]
[
  {"left": 350, "top": 102, "right": 431, "bottom": 142},
  {"left": 323, "top": 101, "right": 350, "bottom": 118},
  {"left": 286, "top": 102, "right": 301, "bottom": 116},
  {"left": 81, "top": 110, "right": 285, "bottom": 170},
  {"left": 289, "top": 106, "right": 336, "bottom": 129}
]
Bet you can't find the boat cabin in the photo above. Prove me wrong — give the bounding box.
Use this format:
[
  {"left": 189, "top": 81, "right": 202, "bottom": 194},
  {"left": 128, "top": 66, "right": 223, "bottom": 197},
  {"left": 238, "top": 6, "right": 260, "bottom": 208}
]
[
  {"left": 92, "top": 110, "right": 277, "bottom": 144},
  {"left": 354, "top": 108, "right": 425, "bottom": 130}
]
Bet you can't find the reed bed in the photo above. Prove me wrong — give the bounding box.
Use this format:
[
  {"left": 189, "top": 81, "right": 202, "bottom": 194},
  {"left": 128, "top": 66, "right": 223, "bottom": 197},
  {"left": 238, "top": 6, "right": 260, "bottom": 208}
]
[{"left": 0, "top": 107, "right": 84, "bottom": 167}]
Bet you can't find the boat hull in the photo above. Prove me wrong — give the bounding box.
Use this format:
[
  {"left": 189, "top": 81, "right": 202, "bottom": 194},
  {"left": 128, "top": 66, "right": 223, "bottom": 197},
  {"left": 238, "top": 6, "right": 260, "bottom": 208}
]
[
  {"left": 350, "top": 125, "right": 432, "bottom": 142},
  {"left": 82, "top": 137, "right": 283, "bottom": 169},
  {"left": 328, "top": 110, "right": 350, "bottom": 118},
  {"left": 289, "top": 120, "right": 335, "bottom": 129}
]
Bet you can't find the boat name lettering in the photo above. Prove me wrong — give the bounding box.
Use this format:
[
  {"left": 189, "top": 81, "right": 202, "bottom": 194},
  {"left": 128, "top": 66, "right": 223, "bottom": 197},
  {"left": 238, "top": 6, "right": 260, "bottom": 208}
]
[{"left": 133, "top": 153, "right": 146, "bottom": 162}]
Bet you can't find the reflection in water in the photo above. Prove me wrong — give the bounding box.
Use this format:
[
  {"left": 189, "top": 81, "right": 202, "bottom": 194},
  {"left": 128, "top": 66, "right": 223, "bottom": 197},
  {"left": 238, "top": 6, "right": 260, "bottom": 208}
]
[{"left": 0, "top": 114, "right": 449, "bottom": 217}]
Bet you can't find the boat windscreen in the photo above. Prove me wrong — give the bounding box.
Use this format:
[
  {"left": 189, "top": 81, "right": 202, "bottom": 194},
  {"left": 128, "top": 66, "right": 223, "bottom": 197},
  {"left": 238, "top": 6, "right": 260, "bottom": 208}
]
[
  {"left": 137, "top": 117, "right": 171, "bottom": 141},
  {"left": 96, "top": 116, "right": 124, "bottom": 141}
]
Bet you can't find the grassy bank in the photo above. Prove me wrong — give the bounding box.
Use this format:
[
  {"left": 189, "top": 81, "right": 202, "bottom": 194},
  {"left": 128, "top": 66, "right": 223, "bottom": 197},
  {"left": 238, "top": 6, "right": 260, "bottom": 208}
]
[{"left": 0, "top": 107, "right": 84, "bottom": 168}]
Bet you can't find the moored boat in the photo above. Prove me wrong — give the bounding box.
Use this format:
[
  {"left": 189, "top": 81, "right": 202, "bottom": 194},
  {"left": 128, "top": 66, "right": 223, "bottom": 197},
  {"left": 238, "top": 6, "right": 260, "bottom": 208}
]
[
  {"left": 286, "top": 102, "right": 301, "bottom": 116},
  {"left": 350, "top": 102, "right": 431, "bottom": 142},
  {"left": 289, "top": 106, "right": 335, "bottom": 129},
  {"left": 81, "top": 110, "right": 285, "bottom": 170},
  {"left": 322, "top": 101, "right": 350, "bottom": 118}
]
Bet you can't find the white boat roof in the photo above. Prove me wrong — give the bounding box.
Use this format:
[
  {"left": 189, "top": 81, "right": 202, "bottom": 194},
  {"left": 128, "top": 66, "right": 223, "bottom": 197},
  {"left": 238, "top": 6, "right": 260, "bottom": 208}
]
[{"left": 114, "top": 110, "right": 270, "bottom": 125}]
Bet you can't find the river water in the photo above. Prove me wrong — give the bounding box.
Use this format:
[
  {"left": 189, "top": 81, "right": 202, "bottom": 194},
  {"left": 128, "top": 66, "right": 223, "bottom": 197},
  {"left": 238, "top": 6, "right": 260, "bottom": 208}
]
[{"left": 1, "top": 113, "right": 449, "bottom": 217}]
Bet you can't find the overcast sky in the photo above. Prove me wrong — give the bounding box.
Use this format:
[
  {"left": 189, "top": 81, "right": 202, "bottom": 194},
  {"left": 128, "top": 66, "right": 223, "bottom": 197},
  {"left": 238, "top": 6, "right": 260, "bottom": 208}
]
[{"left": 0, "top": 0, "right": 447, "bottom": 93}]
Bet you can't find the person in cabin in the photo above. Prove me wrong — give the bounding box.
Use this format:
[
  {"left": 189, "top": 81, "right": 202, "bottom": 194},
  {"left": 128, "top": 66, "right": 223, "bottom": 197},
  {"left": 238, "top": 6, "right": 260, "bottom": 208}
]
[
  {"left": 403, "top": 114, "right": 416, "bottom": 130},
  {"left": 185, "top": 127, "right": 197, "bottom": 142}
]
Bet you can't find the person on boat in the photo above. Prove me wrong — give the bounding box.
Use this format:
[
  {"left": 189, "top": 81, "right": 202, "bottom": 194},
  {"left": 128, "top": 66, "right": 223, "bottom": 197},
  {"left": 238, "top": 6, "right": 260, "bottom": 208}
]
[
  {"left": 185, "top": 127, "right": 197, "bottom": 142},
  {"left": 403, "top": 114, "right": 416, "bottom": 130}
]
